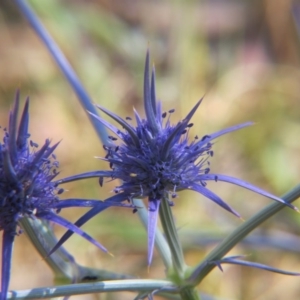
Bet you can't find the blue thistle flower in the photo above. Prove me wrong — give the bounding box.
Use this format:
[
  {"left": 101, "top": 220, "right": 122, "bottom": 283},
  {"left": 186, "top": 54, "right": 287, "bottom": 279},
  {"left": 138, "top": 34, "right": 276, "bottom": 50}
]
[
  {"left": 56, "top": 51, "right": 297, "bottom": 266},
  {"left": 0, "top": 92, "right": 130, "bottom": 300}
]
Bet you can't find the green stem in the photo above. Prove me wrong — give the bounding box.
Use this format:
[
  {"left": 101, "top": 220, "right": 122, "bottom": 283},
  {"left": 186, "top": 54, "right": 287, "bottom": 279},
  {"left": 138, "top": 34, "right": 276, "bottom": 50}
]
[
  {"left": 159, "top": 196, "right": 186, "bottom": 276},
  {"left": 6, "top": 279, "right": 175, "bottom": 299},
  {"left": 180, "top": 287, "right": 200, "bottom": 300},
  {"left": 189, "top": 184, "right": 300, "bottom": 285},
  {"left": 159, "top": 196, "right": 200, "bottom": 299}
]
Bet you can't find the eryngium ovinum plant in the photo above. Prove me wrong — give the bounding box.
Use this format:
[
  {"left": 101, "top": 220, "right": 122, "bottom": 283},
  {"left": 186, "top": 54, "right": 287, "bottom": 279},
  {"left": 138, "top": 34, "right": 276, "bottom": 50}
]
[
  {"left": 4, "top": 1, "right": 300, "bottom": 299},
  {"left": 47, "top": 51, "right": 299, "bottom": 299}
]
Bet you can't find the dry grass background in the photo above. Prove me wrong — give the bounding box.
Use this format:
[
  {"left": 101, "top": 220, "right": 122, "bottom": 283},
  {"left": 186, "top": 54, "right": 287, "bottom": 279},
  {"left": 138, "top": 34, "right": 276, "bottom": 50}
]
[{"left": 1, "top": 0, "right": 300, "bottom": 299}]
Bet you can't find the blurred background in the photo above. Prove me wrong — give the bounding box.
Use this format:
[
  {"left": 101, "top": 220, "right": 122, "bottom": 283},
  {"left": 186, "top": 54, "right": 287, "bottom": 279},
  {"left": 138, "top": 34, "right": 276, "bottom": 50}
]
[{"left": 1, "top": 0, "right": 300, "bottom": 299}]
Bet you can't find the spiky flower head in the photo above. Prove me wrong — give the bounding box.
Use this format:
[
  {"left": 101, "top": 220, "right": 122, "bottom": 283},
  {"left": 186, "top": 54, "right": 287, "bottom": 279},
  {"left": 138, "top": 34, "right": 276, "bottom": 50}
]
[
  {"left": 0, "top": 92, "right": 125, "bottom": 300},
  {"left": 0, "top": 95, "right": 60, "bottom": 233},
  {"left": 57, "top": 51, "right": 297, "bottom": 266}
]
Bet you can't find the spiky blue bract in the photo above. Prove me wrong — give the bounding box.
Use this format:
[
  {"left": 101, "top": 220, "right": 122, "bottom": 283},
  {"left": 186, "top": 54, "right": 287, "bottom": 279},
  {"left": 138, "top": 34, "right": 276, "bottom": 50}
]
[
  {"left": 56, "top": 51, "right": 297, "bottom": 267},
  {"left": 210, "top": 255, "right": 300, "bottom": 276},
  {"left": 0, "top": 93, "right": 129, "bottom": 300}
]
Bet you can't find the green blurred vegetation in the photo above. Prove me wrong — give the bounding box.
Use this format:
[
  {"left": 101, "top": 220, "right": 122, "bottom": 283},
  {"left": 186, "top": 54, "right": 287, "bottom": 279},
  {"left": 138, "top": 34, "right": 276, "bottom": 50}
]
[{"left": 1, "top": 0, "right": 300, "bottom": 299}]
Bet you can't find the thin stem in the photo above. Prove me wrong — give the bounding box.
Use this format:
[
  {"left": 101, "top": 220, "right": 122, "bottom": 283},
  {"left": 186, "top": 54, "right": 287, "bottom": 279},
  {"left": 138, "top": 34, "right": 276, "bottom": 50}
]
[
  {"left": 158, "top": 197, "right": 200, "bottom": 300},
  {"left": 1, "top": 230, "right": 15, "bottom": 300},
  {"left": 159, "top": 198, "right": 186, "bottom": 279},
  {"left": 6, "top": 279, "right": 175, "bottom": 299},
  {"left": 159, "top": 196, "right": 186, "bottom": 276},
  {"left": 189, "top": 184, "right": 300, "bottom": 285},
  {"left": 180, "top": 229, "right": 300, "bottom": 253}
]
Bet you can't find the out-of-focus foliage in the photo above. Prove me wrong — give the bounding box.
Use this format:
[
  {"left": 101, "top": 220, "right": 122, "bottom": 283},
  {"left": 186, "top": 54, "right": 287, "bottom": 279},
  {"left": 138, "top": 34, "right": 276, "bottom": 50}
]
[{"left": 1, "top": 0, "right": 300, "bottom": 299}]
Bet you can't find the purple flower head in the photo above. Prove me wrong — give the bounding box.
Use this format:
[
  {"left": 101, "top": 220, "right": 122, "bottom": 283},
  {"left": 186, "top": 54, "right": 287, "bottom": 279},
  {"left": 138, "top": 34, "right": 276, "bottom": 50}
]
[
  {"left": 0, "top": 97, "right": 60, "bottom": 233},
  {"left": 57, "top": 51, "right": 297, "bottom": 267},
  {"left": 0, "top": 92, "right": 126, "bottom": 300}
]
